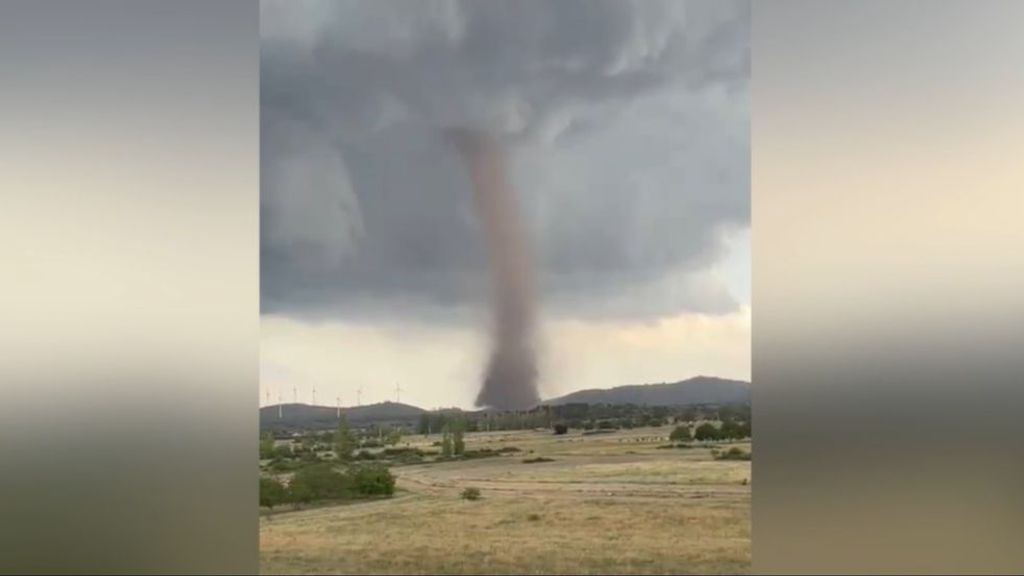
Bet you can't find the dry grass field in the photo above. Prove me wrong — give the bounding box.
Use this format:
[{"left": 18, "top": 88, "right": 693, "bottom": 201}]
[{"left": 260, "top": 427, "right": 750, "bottom": 575}]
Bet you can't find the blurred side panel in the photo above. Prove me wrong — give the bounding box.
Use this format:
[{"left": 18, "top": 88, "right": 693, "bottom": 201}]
[
  {"left": 0, "top": 1, "right": 258, "bottom": 573},
  {"left": 752, "top": 1, "right": 1024, "bottom": 573}
]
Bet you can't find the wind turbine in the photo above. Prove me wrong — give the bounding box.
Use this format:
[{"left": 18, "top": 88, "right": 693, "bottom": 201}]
[
  {"left": 356, "top": 386, "right": 363, "bottom": 407},
  {"left": 395, "top": 382, "right": 403, "bottom": 404},
  {"left": 277, "top": 391, "right": 283, "bottom": 419},
  {"left": 292, "top": 384, "right": 297, "bottom": 405},
  {"left": 312, "top": 383, "right": 317, "bottom": 407},
  {"left": 336, "top": 396, "right": 341, "bottom": 419}
]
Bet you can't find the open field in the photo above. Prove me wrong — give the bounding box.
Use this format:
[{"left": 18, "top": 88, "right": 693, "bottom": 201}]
[{"left": 260, "top": 427, "right": 750, "bottom": 575}]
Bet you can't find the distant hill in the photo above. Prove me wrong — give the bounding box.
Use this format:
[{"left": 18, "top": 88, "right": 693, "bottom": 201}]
[
  {"left": 260, "top": 401, "right": 426, "bottom": 432},
  {"left": 542, "top": 376, "right": 750, "bottom": 407},
  {"left": 259, "top": 377, "right": 750, "bottom": 431}
]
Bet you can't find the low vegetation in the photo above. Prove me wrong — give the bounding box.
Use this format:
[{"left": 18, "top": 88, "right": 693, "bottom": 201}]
[
  {"left": 712, "top": 447, "right": 751, "bottom": 461},
  {"left": 411, "top": 402, "right": 751, "bottom": 436},
  {"left": 460, "top": 487, "right": 481, "bottom": 501},
  {"left": 260, "top": 462, "right": 395, "bottom": 510}
]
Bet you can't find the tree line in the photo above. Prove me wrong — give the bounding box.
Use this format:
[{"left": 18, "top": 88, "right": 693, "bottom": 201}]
[{"left": 417, "top": 402, "right": 751, "bottom": 436}]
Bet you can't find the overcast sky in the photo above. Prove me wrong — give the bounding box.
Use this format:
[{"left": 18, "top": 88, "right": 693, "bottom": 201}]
[{"left": 260, "top": 0, "right": 750, "bottom": 409}]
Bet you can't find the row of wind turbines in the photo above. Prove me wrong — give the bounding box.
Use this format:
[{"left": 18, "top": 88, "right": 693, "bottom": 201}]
[{"left": 264, "top": 382, "right": 405, "bottom": 418}]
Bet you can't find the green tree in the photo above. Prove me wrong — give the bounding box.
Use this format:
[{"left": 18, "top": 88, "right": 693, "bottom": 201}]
[
  {"left": 259, "top": 476, "right": 287, "bottom": 510},
  {"left": 694, "top": 422, "right": 720, "bottom": 442},
  {"left": 335, "top": 414, "right": 356, "bottom": 462},
  {"left": 440, "top": 423, "right": 453, "bottom": 458},
  {"left": 259, "top": 432, "right": 275, "bottom": 460},
  {"left": 669, "top": 425, "right": 692, "bottom": 442},
  {"left": 289, "top": 463, "right": 351, "bottom": 501},
  {"left": 272, "top": 443, "right": 293, "bottom": 459},
  {"left": 349, "top": 463, "right": 396, "bottom": 496},
  {"left": 719, "top": 420, "right": 745, "bottom": 440},
  {"left": 452, "top": 419, "right": 465, "bottom": 456},
  {"left": 385, "top": 426, "right": 403, "bottom": 446}
]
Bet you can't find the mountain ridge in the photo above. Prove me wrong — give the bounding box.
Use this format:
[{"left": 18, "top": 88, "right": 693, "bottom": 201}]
[
  {"left": 542, "top": 376, "right": 750, "bottom": 406},
  {"left": 259, "top": 376, "right": 750, "bottom": 431}
]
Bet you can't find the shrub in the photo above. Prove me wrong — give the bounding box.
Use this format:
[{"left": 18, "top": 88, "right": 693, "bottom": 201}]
[
  {"left": 461, "top": 487, "right": 481, "bottom": 501},
  {"left": 522, "top": 457, "right": 555, "bottom": 464},
  {"left": 453, "top": 425, "right": 465, "bottom": 456},
  {"left": 335, "top": 416, "right": 356, "bottom": 462},
  {"left": 527, "top": 513, "right": 541, "bottom": 521},
  {"left": 381, "top": 447, "right": 424, "bottom": 457},
  {"left": 259, "top": 477, "right": 287, "bottom": 510},
  {"left": 349, "top": 463, "right": 396, "bottom": 496},
  {"left": 460, "top": 448, "right": 502, "bottom": 460},
  {"left": 288, "top": 463, "right": 352, "bottom": 501},
  {"left": 694, "top": 423, "right": 721, "bottom": 442},
  {"left": 260, "top": 432, "right": 276, "bottom": 460},
  {"left": 381, "top": 448, "right": 424, "bottom": 465},
  {"left": 719, "top": 420, "right": 749, "bottom": 440},
  {"left": 441, "top": 424, "right": 454, "bottom": 458},
  {"left": 269, "top": 458, "right": 304, "bottom": 472},
  {"left": 288, "top": 480, "right": 314, "bottom": 506},
  {"left": 713, "top": 447, "right": 751, "bottom": 461},
  {"left": 552, "top": 424, "right": 568, "bottom": 435},
  {"left": 669, "top": 425, "right": 692, "bottom": 442}
]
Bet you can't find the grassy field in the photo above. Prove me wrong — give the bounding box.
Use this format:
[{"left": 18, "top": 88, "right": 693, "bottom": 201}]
[{"left": 260, "top": 427, "right": 750, "bottom": 575}]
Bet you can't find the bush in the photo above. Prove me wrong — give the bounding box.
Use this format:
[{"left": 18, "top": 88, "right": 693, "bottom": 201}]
[
  {"left": 713, "top": 447, "right": 751, "bottom": 461},
  {"left": 288, "top": 463, "right": 352, "bottom": 502},
  {"left": 259, "top": 477, "right": 287, "bottom": 510},
  {"left": 269, "top": 458, "right": 305, "bottom": 472},
  {"left": 461, "top": 487, "right": 481, "bottom": 501},
  {"left": 286, "top": 462, "right": 397, "bottom": 504},
  {"left": 522, "top": 457, "right": 555, "bottom": 464},
  {"left": 381, "top": 447, "right": 424, "bottom": 457},
  {"left": 669, "top": 425, "right": 692, "bottom": 442},
  {"left": 460, "top": 448, "right": 502, "bottom": 460},
  {"left": 694, "top": 423, "right": 721, "bottom": 442},
  {"left": 349, "top": 463, "right": 396, "bottom": 496},
  {"left": 719, "top": 420, "right": 750, "bottom": 440},
  {"left": 552, "top": 424, "right": 568, "bottom": 435},
  {"left": 288, "top": 479, "right": 314, "bottom": 505},
  {"left": 260, "top": 432, "right": 276, "bottom": 460}
]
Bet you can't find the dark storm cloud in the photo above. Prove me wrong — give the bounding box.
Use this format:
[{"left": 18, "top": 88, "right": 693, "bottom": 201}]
[{"left": 260, "top": 0, "right": 750, "bottom": 322}]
